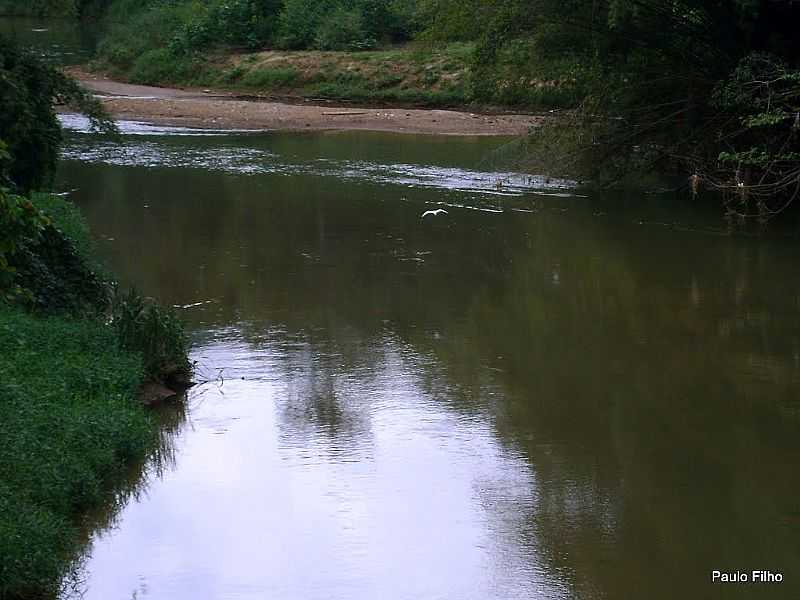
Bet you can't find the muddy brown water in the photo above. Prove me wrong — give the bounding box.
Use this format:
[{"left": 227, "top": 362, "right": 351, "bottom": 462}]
[{"left": 49, "top": 118, "right": 800, "bottom": 600}]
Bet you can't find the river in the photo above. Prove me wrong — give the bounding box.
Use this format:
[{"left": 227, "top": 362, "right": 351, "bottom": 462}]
[
  {"left": 5, "top": 17, "right": 800, "bottom": 600},
  {"left": 52, "top": 118, "right": 800, "bottom": 600}
]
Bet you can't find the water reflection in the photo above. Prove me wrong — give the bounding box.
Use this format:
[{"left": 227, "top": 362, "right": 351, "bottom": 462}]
[
  {"left": 65, "top": 401, "right": 187, "bottom": 599},
  {"left": 56, "top": 128, "right": 800, "bottom": 599},
  {"left": 68, "top": 330, "right": 560, "bottom": 600}
]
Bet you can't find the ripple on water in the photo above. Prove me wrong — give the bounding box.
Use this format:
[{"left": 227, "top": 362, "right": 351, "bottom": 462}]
[{"left": 59, "top": 113, "right": 579, "bottom": 199}]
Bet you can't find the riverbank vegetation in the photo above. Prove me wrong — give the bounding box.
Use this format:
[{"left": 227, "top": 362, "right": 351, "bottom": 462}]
[
  {"left": 457, "top": 0, "right": 800, "bottom": 223},
  {"left": 3, "top": 0, "right": 795, "bottom": 219},
  {"left": 1, "top": 35, "right": 190, "bottom": 599},
  {"left": 0, "top": 302, "right": 151, "bottom": 599},
  {"left": 3, "top": 0, "right": 800, "bottom": 198},
  {"left": 0, "top": 190, "right": 190, "bottom": 599},
  {"left": 96, "top": 44, "right": 474, "bottom": 108}
]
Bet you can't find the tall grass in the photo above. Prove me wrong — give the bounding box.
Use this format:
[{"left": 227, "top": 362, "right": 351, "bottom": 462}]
[
  {"left": 111, "top": 287, "right": 191, "bottom": 385},
  {"left": 240, "top": 66, "right": 299, "bottom": 88},
  {"left": 0, "top": 307, "right": 153, "bottom": 599},
  {"left": 0, "top": 193, "right": 191, "bottom": 598}
]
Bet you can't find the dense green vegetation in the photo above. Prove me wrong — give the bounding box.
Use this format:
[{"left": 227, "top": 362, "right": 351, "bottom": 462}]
[
  {"left": 0, "top": 35, "right": 191, "bottom": 598},
  {"left": 0, "top": 302, "right": 151, "bottom": 600},
  {"left": 0, "top": 0, "right": 109, "bottom": 18},
  {"left": 0, "top": 189, "right": 190, "bottom": 598},
  {"left": 117, "top": 44, "right": 472, "bottom": 107},
  {"left": 0, "top": 34, "right": 112, "bottom": 193},
  {"left": 2, "top": 0, "right": 799, "bottom": 203},
  {"left": 98, "top": 0, "right": 416, "bottom": 56},
  {"left": 1, "top": 33, "right": 189, "bottom": 374},
  {"left": 442, "top": 0, "right": 800, "bottom": 220},
  {"left": 83, "top": 0, "right": 474, "bottom": 105}
]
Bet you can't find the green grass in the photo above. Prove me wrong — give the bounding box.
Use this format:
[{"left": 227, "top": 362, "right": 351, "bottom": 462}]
[
  {"left": 87, "top": 0, "right": 577, "bottom": 111},
  {"left": 0, "top": 194, "right": 187, "bottom": 598},
  {"left": 92, "top": 41, "right": 476, "bottom": 108},
  {"left": 240, "top": 66, "right": 299, "bottom": 88},
  {"left": 299, "top": 80, "right": 468, "bottom": 106},
  {"left": 0, "top": 307, "right": 153, "bottom": 599},
  {"left": 30, "top": 194, "right": 90, "bottom": 252}
]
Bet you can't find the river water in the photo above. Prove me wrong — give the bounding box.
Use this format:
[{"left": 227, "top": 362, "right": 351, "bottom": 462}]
[
  {"left": 52, "top": 118, "right": 800, "bottom": 600},
  {"left": 4, "top": 17, "right": 800, "bottom": 599}
]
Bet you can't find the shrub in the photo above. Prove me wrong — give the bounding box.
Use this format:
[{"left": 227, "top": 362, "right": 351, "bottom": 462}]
[
  {"left": 0, "top": 190, "right": 48, "bottom": 303},
  {"left": 315, "top": 6, "right": 376, "bottom": 51},
  {"left": 11, "top": 223, "right": 110, "bottom": 314},
  {"left": 128, "top": 48, "right": 202, "bottom": 85},
  {"left": 276, "top": 0, "right": 414, "bottom": 50},
  {"left": 111, "top": 288, "right": 191, "bottom": 385},
  {"left": 30, "top": 192, "right": 97, "bottom": 265},
  {"left": 168, "top": 0, "right": 276, "bottom": 54},
  {"left": 0, "top": 192, "right": 109, "bottom": 313},
  {"left": 276, "top": 0, "right": 337, "bottom": 49},
  {"left": 96, "top": 0, "right": 199, "bottom": 70},
  {"left": 0, "top": 35, "right": 114, "bottom": 193}
]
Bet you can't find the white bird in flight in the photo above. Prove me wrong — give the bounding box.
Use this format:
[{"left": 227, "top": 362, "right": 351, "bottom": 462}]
[{"left": 421, "top": 208, "right": 448, "bottom": 218}]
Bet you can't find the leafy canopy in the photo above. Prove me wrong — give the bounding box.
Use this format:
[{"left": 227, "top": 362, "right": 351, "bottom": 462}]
[{"left": 0, "top": 33, "right": 115, "bottom": 193}]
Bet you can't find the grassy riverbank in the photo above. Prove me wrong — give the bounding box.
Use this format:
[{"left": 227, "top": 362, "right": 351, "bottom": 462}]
[
  {"left": 92, "top": 44, "right": 479, "bottom": 108},
  {"left": 0, "top": 194, "right": 185, "bottom": 599},
  {"left": 0, "top": 307, "right": 152, "bottom": 599},
  {"left": 87, "top": 42, "right": 580, "bottom": 110}
]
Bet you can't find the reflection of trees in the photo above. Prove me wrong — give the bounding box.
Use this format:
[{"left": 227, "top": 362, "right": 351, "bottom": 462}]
[
  {"left": 408, "top": 216, "right": 800, "bottom": 599},
  {"left": 64, "top": 157, "right": 800, "bottom": 599},
  {"left": 267, "top": 328, "right": 380, "bottom": 456}
]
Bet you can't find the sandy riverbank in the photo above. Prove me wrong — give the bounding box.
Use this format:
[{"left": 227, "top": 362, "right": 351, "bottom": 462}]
[{"left": 66, "top": 68, "right": 541, "bottom": 135}]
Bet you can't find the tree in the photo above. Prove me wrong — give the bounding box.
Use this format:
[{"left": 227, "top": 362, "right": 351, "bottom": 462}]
[
  {"left": 426, "top": 0, "right": 800, "bottom": 221},
  {"left": 0, "top": 34, "right": 114, "bottom": 193}
]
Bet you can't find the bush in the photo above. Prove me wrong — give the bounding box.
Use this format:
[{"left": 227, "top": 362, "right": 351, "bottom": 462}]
[
  {"left": 111, "top": 288, "right": 191, "bottom": 385},
  {"left": 276, "top": 0, "right": 412, "bottom": 50},
  {"left": 1, "top": 191, "right": 109, "bottom": 313},
  {"left": 29, "top": 192, "right": 97, "bottom": 264},
  {"left": 0, "top": 35, "right": 113, "bottom": 193},
  {"left": 315, "top": 6, "right": 376, "bottom": 51},
  {"left": 168, "top": 0, "right": 281, "bottom": 54},
  {"left": 0, "top": 0, "right": 77, "bottom": 17},
  {"left": 0, "top": 190, "right": 47, "bottom": 301},
  {"left": 276, "top": 0, "right": 335, "bottom": 49},
  {"left": 12, "top": 223, "right": 110, "bottom": 314},
  {"left": 469, "top": 37, "right": 586, "bottom": 108},
  {"left": 129, "top": 48, "right": 202, "bottom": 85},
  {"left": 96, "top": 0, "right": 198, "bottom": 70}
]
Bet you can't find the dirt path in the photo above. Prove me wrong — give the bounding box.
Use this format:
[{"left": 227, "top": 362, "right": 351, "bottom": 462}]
[{"left": 67, "top": 69, "right": 541, "bottom": 136}]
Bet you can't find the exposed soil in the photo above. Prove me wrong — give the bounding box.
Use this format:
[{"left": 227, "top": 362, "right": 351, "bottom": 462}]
[{"left": 66, "top": 68, "right": 542, "bottom": 135}]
